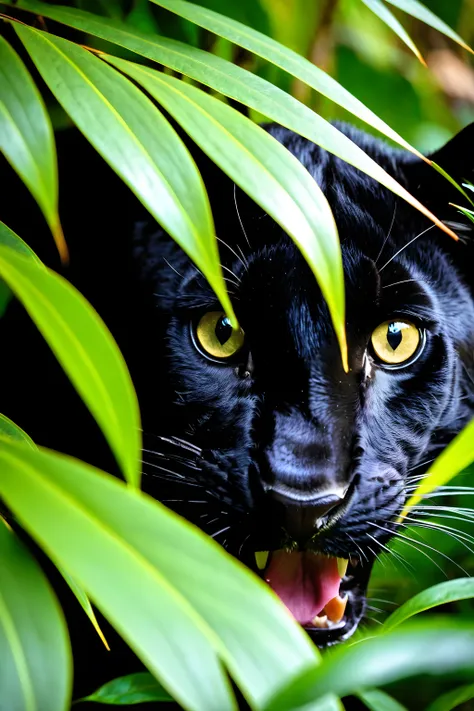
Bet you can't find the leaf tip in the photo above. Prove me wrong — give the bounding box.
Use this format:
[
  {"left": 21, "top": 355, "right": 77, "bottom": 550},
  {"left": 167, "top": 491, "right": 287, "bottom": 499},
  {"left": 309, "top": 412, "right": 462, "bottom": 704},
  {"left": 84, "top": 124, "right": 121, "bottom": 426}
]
[{"left": 52, "top": 221, "right": 70, "bottom": 264}]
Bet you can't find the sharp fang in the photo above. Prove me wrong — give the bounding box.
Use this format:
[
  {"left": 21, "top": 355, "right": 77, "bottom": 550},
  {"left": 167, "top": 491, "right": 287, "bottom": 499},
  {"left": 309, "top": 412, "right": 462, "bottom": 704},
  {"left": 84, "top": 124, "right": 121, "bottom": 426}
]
[
  {"left": 255, "top": 551, "right": 269, "bottom": 570},
  {"left": 337, "top": 558, "right": 349, "bottom": 577},
  {"left": 324, "top": 594, "right": 348, "bottom": 624},
  {"left": 311, "top": 614, "right": 328, "bottom": 628}
]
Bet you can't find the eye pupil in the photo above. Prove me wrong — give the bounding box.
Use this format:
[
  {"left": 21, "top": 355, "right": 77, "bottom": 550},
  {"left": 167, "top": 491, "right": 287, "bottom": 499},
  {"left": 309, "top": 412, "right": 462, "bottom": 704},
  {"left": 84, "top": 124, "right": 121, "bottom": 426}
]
[
  {"left": 215, "top": 316, "right": 232, "bottom": 345},
  {"left": 386, "top": 322, "right": 403, "bottom": 351}
]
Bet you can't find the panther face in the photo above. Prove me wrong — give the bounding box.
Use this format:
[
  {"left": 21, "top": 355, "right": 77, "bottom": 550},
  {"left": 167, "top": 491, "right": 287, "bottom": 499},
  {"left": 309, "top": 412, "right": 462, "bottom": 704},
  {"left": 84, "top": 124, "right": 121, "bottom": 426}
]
[{"left": 134, "top": 123, "right": 474, "bottom": 645}]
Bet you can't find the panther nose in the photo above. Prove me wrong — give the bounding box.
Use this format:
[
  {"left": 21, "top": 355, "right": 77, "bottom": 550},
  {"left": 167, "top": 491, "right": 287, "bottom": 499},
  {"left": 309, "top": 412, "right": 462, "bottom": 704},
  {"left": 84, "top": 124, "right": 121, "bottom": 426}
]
[{"left": 268, "top": 487, "right": 345, "bottom": 544}]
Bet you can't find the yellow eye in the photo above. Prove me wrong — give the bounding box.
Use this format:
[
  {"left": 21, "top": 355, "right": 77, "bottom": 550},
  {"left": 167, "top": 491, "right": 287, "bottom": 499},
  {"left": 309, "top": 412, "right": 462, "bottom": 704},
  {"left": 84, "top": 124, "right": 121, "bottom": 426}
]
[
  {"left": 371, "top": 320, "right": 421, "bottom": 365},
  {"left": 195, "top": 311, "right": 245, "bottom": 360}
]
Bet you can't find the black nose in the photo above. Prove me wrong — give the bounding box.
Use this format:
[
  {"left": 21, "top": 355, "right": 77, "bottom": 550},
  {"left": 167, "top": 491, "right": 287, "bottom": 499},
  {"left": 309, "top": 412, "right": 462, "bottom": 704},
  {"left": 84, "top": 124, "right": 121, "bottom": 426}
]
[{"left": 269, "top": 487, "right": 345, "bottom": 544}]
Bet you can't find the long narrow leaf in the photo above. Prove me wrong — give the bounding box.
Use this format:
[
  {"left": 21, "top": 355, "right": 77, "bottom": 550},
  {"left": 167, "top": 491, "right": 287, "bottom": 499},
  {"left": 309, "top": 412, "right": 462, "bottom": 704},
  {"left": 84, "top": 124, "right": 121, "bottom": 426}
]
[
  {"left": 384, "top": 0, "right": 474, "bottom": 53},
  {"left": 0, "top": 413, "right": 36, "bottom": 450},
  {"left": 0, "top": 219, "right": 41, "bottom": 317},
  {"left": 0, "top": 35, "right": 66, "bottom": 260},
  {"left": 148, "top": 0, "right": 424, "bottom": 155},
  {"left": 263, "top": 620, "right": 474, "bottom": 711},
  {"left": 15, "top": 24, "right": 236, "bottom": 325},
  {"left": 13, "top": 2, "right": 455, "bottom": 240},
  {"left": 401, "top": 418, "right": 474, "bottom": 517},
  {"left": 360, "top": 0, "right": 425, "bottom": 64},
  {"left": 384, "top": 578, "right": 474, "bottom": 631},
  {"left": 0, "top": 440, "right": 236, "bottom": 711},
  {"left": 107, "top": 55, "right": 348, "bottom": 368},
  {"left": 426, "top": 684, "right": 474, "bottom": 711},
  {"left": 0, "top": 439, "right": 320, "bottom": 709},
  {"left": 0, "top": 246, "right": 141, "bottom": 487},
  {"left": 0, "top": 517, "right": 72, "bottom": 711}
]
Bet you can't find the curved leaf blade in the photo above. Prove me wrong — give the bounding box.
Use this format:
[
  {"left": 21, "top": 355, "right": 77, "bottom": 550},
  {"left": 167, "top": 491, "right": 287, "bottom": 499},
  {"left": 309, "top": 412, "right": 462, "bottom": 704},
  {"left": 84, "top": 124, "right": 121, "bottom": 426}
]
[
  {"left": 263, "top": 620, "right": 474, "bottom": 711},
  {"left": 106, "top": 56, "right": 348, "bottom": 368},
  {"left": 384, "top": 0, "right": 474, "bottom": 53},
  {"left": 384, "top": 578, "right": 474, "bottom": 631},
  {"left": 0, "top": 219, "right": 42, "bottom": 318},
  {"left": 0, "top": 439, "right": 319, "bottom": 709},
  {"left": 0, "top": 441, "right": 236, "bottom": 711},
  {"left": 59, "top": 568, "right": 110, "bottom": 651},
  {"left": 360, "top": 0, "right": 425, "bottom": 64},
  {"left": 80, "top": 673, "right": 172, "bottom": 705},
  {"left": 0, "top": 517, "right": 72, "bottom": 711},
  {"left": 12, "top": 2, "right": 455, "bottom": 240},
  {"left": 357, "top": 689, "right": 408, "bottom": 711},
  {"left": 0, "top": 247, "right": 141, "bottom": 487},
  {"left": 426, "top": 683, "right": 474, "bottom": 711},
  {"left": 149, "top": 0, "right": 423, "bottom": 155},
  {"left": 0, "top": 35, "right": 66, "bottom": 260},
  {"left": 15, "top": 24, "right": 236, "bottom": 324},
  {"left": 0, "top": 413, "right": 36, "bottom": 450},
  {"left": 401, "top": 418, "right": 474, "bottom": 517}
]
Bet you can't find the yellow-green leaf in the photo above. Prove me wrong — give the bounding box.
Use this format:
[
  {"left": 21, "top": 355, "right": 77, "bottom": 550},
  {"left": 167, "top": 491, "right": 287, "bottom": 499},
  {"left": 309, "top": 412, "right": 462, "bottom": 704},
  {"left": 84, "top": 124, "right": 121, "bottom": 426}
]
[
  {"left": 401, "top": 418, "right": 474, "bottom": 517},
  {"left": 15, "top": 23, "right": 236, "bottom": 324},
  {"left": 0, "top": 246, "right": 141, "bottom": 487},
  {"left": 360, "top": 0, "right": 425, "bottom": 64},
  {"left": 0, "top": 517, "right": 72, "bottom": 711},
  {"left": 107, "top": 55, "right": 348, "bottom": 368},
  {"left": 0, "top": 35, "right": 66, "bottom": 260}
]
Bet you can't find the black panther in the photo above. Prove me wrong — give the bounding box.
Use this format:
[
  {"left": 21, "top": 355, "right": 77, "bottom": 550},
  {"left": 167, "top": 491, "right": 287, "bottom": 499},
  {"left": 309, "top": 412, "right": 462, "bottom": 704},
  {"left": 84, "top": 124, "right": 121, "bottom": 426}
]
[{"left": 0, "top": 120, "right": 473, "bottom": 699}]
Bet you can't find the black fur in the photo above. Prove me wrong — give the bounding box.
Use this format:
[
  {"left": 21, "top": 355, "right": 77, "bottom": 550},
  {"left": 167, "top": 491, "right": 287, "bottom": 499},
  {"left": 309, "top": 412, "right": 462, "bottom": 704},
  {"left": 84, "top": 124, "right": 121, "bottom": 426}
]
[{"left": 0, "top": 121, "right": 473, "bottom": 700}]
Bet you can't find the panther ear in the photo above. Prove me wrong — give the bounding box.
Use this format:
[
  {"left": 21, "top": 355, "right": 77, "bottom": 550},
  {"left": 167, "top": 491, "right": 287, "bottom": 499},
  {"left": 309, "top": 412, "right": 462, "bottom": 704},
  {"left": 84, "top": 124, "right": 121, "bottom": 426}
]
[{"left": 401, "top": 123, "right": 474, "bottom": 227}]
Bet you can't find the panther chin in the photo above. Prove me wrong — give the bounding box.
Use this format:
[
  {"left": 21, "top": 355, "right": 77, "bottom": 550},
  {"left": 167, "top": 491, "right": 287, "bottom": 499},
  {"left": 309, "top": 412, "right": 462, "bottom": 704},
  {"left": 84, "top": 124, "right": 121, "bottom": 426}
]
[{"left": 249, "top": 549, "right": 372, "bottom": 646}]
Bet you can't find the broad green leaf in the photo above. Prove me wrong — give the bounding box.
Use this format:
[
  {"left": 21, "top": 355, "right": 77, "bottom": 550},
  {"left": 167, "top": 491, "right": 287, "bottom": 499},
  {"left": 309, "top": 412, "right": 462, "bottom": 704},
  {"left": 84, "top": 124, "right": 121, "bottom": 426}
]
[
  {"left": 14, "top": 3, "right": 455, "bottom": 241},
  {"left": 0, "top": 517, "right": 72, "bottom": 711},
  {"left": 0, "top": 404, "right": 108, "bottom": 648},
  {"left": 0, "top": 413, "right": 35, "bottom": 450},
  {"left": 384, "top": 578, "right": 474, "bottom": 631},
  {"left": 80, "top": 672, "right": 172, "bottom": 705},
  {"left": 147, "top": 0, "right": 420, "bottom": 154},
  {"left": 0, "top": 440, "right": 320, "bottom": 710},
  {"left": 0, "top": 440, "right": 236, "bottom": 711},
  {"left": 0, "top": 35, "right": 66, "bottom": 260},
  {"left": 106, "top": 56, "right": 348, "bottom": 369},
  {"left": 426, "top": 683, "right": 474, "bottom": 711},
  {"left": 263, "top": 620, "right": 474, "bottom": 711},
  {"left": 401, "top": 418, "right": 474, "bottom": 516},
  {"left": 383, "top": 0, "right": 474, "bottom": 54},
  {"left": 15, "top": 24, "right": 236, "bottom": 325},
  {"left": 357, "top": 689, "right": 408, "bottom": 711},
  {"left": 0, "top": 246, "right": 141, "bottom": 487},
  {"left": 0, "top": 220, "right": 41, "bottom": 318},
  {"left": 360, "top": 0, "right": 425, "bottom": 64}
]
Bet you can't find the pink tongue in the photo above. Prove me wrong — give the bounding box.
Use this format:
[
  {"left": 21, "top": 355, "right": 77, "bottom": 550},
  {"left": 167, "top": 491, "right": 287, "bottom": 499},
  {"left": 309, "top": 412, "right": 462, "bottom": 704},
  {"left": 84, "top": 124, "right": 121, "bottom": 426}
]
[{"left": 265, "top": 551, "right": 341, "bottom": 625}]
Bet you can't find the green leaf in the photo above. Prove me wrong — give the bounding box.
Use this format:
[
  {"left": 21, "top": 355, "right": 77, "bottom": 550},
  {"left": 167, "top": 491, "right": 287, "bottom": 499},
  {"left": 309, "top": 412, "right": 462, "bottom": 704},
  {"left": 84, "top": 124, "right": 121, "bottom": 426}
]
[
  {"left": 80, "top": 672, "right": 172, "bottom": 705},
  {"left": 384, "top": 578, "right": 474, "bottom": 631},
  {"left": 402, "top": 418, "right": 474, "bottom": 516},
  {"left": 14, "top": 2, "right": 458, "bottom": 240},
  {"left": 0, "top": 413, "right": 36, "bottom": 450},
  {"left": 107, "top": 56, "right": 348, "bottom": 368},
  {"left": 0, "top": 246, "right": 141, "bottom": 487},
  {"left": 357, "top": 689, "right": 408, "bottom": 711},
  {"left": 425, "top": 683, "right": 474, "bottom": 711},
  {"left": 360, "top": 0, "right": 425, "bottom": 64},
  {"left": 0, "top": 517, "right": 72, "bottom": 711},
  {"left": 0, "top": 439, "right": 320, "bottom": 710},
  {"left": 0, "top": 220, "right": 42, "bottom": 317},
  {"left": 431, "top": 162, "right": 474, "bottom": 207},
  {"left": 147, "top": 0, "right": 422, "bottom": 154},
  {"left": 0, "top": 440, "right": 236, "bottom": 711},
  {"left": 15, "top": 24, "right": 236, "bottom": 326},
  {"left": 0, "top": 35, "right": 66, "bottom": 260},
  {"left": 383, "top": 0, "right": 474, "bottom": 54},
  {"left": 451, "top": 204, "right": 474, "bottom": 224},
  {"left": 59, "top": 568, "right": 110, "bottom": 651},
  {"left": 263, "top": 620, "right": 474, "bottom": 711}
]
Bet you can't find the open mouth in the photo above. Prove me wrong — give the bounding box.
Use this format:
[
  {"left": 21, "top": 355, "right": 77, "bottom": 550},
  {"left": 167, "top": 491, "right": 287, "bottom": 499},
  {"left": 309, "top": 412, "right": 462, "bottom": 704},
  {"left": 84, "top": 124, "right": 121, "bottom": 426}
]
[{"left": 253, "top": 550, "right": 370, "bottom": 646}]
